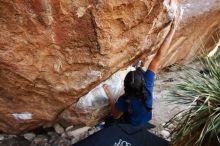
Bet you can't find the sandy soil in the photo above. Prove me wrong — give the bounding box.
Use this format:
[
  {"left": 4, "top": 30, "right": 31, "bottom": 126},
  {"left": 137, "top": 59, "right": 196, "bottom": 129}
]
[{"left": 149, "top": 60, "right": 202, "bottom": 137}]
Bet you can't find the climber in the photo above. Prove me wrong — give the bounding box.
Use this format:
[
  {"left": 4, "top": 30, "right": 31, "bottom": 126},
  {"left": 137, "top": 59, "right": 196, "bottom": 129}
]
[{"left": 103, "top": 16, "right": 179, "bottom": 127}]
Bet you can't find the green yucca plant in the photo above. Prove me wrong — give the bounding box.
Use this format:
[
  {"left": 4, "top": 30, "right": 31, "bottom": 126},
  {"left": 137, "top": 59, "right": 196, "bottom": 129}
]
[{"left": 166, "top": 47, "right": 220, "bottom": 146}]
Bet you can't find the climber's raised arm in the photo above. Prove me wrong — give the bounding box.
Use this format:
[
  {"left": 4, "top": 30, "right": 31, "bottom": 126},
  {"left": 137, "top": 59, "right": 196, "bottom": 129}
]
[{"left": 148, "top": 19, "right": 178, "bottom": 73}]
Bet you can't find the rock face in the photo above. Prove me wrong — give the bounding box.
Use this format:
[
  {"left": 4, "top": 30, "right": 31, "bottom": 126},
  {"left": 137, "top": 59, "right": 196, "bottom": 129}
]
[{"left": 0, "top": 0, "right": 219, "bottom": 133}]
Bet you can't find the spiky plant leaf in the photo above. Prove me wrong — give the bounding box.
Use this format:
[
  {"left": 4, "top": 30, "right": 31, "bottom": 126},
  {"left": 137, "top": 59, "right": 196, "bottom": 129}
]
[{"left": 166, "top": 49, "right": 220, "bottom": 146}]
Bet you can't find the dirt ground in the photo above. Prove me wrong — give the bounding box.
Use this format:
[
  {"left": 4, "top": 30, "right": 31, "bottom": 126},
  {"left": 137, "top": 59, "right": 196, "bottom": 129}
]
[{"left": 149, "top": 60, "right": 203, "bottom": 138}]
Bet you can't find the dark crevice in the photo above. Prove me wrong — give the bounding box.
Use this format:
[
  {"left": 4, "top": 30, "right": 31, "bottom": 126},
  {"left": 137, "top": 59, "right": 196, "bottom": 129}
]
[
  {"left": 89, "top": 10, "right": 101, "bottom": 53},
  {"left": 92, "top": 0, "right": 99, "bottom": 6}
]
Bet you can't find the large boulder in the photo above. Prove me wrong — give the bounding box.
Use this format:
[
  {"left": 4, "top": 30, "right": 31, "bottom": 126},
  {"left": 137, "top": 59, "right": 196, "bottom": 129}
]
[{"left": 0, "top": 0, "right": 219, "bottom": 133}]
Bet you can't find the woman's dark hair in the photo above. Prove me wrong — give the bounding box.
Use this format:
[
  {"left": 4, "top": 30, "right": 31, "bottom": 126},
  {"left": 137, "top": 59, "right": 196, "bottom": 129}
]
[{"left": 124, "top": 67, "right": 151, "bottom": 112}]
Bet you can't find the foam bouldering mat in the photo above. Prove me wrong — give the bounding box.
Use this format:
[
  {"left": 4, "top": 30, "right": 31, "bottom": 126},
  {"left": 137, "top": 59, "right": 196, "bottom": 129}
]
[{"left": 72, "top": 123, "right": 170, "bottom": 146}]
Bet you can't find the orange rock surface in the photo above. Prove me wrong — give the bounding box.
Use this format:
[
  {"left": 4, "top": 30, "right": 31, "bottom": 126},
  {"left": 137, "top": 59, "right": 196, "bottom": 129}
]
[{"left": 0, "top": 0, "right": 219, "bottom": 133}]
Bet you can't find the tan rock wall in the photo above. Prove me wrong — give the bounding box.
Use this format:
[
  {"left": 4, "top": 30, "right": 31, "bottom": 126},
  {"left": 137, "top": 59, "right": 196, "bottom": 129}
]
[{"left": 0, "top": 0, "right": 219, "bottom": 133}]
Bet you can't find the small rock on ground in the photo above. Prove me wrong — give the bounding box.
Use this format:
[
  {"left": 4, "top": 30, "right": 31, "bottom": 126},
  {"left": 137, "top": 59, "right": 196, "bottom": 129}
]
[
  {"left": 31, "top": 135, "right": 48, "bottom": 146},
  {"left": 66, "top": 127, "right": 90, "bottom": 138},
  {"left": 160, "top": 130, "right": 170, "bottom": 139},
  {"left": 23, "top": 133, "right": 36, "bottom": 141},
  {"left": 54, "top": 124, "right": 65, "bottom": 134},
  {"left": 65, "top": 126, "right": 74, "bottom": 132},
  {"left": 0, "top": 135, "right": 4, "bottom": 141}
]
